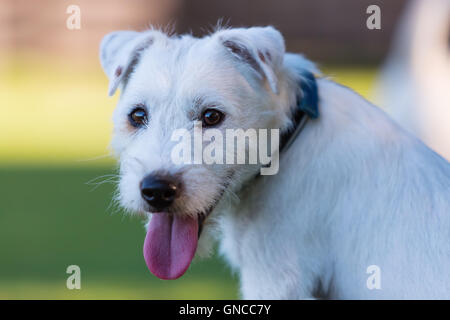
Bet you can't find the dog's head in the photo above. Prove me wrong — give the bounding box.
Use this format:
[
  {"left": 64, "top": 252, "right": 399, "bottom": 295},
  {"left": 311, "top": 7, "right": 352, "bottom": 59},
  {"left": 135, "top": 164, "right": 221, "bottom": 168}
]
[{"left": 100, "top": 26, "right": 317, "bottom": 279}]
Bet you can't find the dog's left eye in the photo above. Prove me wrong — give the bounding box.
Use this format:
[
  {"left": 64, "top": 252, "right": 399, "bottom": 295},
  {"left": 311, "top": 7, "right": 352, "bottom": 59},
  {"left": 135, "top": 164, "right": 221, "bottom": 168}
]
[
  {"left": 128, "top": 106, "right": 148, "bottom": 128},
  {"left": 202, "top": 109, "right": 224, "bottom": 127}
]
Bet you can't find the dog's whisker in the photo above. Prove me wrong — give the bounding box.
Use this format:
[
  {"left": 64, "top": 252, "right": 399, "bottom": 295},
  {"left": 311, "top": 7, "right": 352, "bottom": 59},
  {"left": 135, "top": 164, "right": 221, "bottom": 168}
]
[
  {"left": 75, "top": 153, "right": 114, "bottom": 162},
  {"left": 86, "top": 174, "right": 120, "bottom": 185},
  {"left": 85, "top": 174, "right": 120, "bottom": 192}
]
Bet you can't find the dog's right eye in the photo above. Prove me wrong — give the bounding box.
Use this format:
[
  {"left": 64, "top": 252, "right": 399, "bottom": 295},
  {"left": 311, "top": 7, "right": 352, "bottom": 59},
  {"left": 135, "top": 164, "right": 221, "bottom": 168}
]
[
  {"left": 128, "top": 106, "right": 148, "bottom": 128},
  {"left": 202, "top": 109, "right": 224, "bottom": 127}
]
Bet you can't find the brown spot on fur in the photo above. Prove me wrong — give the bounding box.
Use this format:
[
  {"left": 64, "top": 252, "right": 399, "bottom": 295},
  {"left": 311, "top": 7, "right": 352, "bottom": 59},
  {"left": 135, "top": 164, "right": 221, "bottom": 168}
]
[
  {"left": 124, "top": 121, "right": 136, "bottom": 133},
  {"left": 115, "top": 66, "right": 123, "bottom": 77},
  {"left": 258, "top": 51, "right": 266, "bottom": 63}
]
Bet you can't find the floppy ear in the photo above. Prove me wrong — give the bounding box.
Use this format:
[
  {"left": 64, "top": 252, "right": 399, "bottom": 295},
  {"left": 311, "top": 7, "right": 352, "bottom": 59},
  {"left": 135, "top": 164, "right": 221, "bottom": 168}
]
[
  {"left": 99, "top": 30, "right": 155, "bottom": 96},
  {"left": 216, "top": 26, "right": 285, "bottom": 94}
]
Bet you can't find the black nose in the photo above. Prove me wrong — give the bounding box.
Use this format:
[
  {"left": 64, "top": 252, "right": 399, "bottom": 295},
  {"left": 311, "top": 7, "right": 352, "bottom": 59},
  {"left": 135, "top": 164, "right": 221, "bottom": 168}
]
[{"left": 140, "top": 175, "right": 178, "bottom": 211}]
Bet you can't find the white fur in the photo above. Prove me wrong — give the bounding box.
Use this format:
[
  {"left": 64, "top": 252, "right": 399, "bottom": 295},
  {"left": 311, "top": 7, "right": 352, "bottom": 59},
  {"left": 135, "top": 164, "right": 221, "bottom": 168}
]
[{"left": 101, "top": 26, "right": 450, "bottom": 299}]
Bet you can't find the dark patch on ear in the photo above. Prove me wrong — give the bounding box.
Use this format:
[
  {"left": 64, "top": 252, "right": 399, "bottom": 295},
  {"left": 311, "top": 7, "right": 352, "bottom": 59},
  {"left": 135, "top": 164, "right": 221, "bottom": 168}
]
[
  {"left": 115, "top": 66, "right": 123, "bottom": 77},
  {"left": 223, "top": 39, "right": 262, "bottom": 74},
  {"left": 257, "top": 50, "right": 271, "bottom": 63},
  {"left": 258, "top": 51, "right": 266, "bottom": 63},
  {"left": 119, "top": 37, "right": 154, "bottom": 92},
  {"left": 298, "top": 70, "right": 319, "bottom": 119}
]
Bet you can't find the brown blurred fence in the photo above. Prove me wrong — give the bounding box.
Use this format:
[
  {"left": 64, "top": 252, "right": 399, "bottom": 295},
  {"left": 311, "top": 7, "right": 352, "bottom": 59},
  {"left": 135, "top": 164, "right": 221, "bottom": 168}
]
[{"left": 0, "top": 0, "right": 407, "bottom": 63}]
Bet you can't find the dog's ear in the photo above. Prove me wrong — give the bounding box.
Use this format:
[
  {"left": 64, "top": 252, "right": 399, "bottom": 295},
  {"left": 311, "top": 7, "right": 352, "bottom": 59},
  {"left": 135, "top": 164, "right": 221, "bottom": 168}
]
[
  {"left": 217, "top": 26, "right": 285, "bottom": 94},
  {"left": 99, "top": 30, "right": 155, "bottom": 96}
]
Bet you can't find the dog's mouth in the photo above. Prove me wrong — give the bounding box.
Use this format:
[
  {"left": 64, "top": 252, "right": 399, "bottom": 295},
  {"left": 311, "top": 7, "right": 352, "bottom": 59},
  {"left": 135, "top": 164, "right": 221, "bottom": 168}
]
[{"left": 143, "top": 192, "right": 223, "bottom": 280}]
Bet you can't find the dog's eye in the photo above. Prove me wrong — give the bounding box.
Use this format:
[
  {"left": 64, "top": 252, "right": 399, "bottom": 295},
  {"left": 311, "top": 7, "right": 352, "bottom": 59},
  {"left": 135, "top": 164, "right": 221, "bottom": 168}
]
[
  {"left": 128, "top": 106, "right": 148, "bottom": 128},
  {"left": 202, "top": 109, "right": 224, "bottom": 127}
]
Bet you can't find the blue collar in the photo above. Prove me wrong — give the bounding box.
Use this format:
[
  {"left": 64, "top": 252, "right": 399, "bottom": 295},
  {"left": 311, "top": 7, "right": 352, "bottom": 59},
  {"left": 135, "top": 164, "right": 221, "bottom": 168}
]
[{"left": 280, "top": 71, "right": 319, "bottom": 152}]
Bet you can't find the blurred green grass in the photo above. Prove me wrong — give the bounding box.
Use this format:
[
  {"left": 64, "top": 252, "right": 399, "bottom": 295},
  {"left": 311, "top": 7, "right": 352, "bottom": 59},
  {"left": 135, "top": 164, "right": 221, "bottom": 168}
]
[
  {"left": 0, "top": 166, "right": 239, "bottom": 299},
  {"left": 0, "top": 56, "right": 377, "bottom": 299}
]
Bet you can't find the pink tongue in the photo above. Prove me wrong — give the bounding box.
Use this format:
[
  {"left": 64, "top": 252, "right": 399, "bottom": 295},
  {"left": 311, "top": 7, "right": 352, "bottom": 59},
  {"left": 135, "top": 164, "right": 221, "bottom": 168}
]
[{"left": 143, "top": 213, "right": 198, "bottom": 280}]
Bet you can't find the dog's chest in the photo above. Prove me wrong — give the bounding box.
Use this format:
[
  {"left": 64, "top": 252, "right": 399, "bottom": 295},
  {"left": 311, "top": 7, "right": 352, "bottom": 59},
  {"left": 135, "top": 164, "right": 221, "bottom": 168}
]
[
  {"left": 219, "top": 183, "right": 277, "bottom": 271},
  {"left": 219, "top": 207, "right": 252, "bottom": 270}
]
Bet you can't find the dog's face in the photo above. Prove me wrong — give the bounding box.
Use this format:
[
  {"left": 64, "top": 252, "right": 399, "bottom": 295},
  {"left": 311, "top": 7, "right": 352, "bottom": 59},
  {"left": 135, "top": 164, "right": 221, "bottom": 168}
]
[{"left": 100, "top": 26, "right": 302, "bottom": 279}]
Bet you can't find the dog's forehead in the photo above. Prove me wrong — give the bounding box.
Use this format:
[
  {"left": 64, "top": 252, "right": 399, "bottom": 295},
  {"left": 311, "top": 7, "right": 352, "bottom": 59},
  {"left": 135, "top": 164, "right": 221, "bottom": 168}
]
[{"left": 126, "top": 35, "right": 245, "bottom": 101}]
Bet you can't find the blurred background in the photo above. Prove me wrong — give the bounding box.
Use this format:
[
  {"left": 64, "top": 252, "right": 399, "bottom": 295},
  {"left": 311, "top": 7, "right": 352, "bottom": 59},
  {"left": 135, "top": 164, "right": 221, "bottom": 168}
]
[{"left": 1, "top": 0, "right": 447, "bottom": 299}]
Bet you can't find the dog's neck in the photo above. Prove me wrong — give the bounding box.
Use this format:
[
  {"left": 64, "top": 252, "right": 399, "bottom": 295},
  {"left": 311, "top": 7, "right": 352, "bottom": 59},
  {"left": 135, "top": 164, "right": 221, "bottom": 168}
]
[
  {"left": 231, "top": 74, "right": 318, "bottom": 196},
  {"left": 279, "top": 109, "right": 308, "bottom": 152},
  {"left": 215, "top": 71, "right": 320, "bottom": 218},
  {"left": 280, "top": 71, "right": 319, "bottom": 152}
]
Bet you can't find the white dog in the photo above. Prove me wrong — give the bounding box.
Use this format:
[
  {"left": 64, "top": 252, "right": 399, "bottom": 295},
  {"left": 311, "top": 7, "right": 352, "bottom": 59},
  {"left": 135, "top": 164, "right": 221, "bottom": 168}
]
[{"left": 100, "top": 26, "right": 450, "bottom": 299}]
